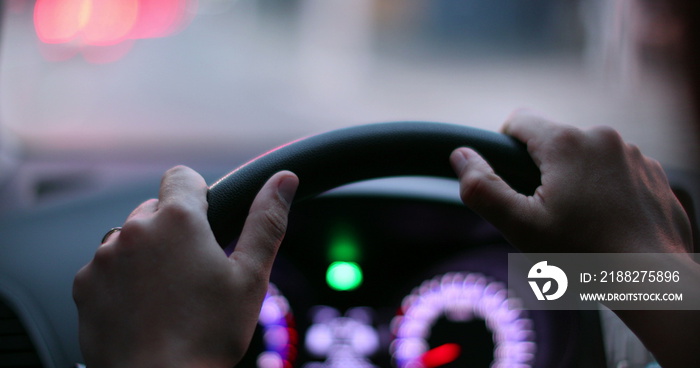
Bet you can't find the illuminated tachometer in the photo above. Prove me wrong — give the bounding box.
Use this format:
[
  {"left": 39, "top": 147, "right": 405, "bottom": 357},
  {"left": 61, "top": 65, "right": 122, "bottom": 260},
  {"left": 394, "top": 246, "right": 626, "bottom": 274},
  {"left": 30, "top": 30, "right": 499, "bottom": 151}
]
[{"left": 390, "top": 273, "right": 535, "bottom": 368}]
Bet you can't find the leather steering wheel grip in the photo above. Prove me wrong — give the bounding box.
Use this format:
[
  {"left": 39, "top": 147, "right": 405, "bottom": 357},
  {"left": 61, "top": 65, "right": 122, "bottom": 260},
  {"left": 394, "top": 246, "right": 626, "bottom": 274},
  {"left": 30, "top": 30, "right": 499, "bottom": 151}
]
[{"left": 207, "top": 122, "right": 541, "bottom": 247}]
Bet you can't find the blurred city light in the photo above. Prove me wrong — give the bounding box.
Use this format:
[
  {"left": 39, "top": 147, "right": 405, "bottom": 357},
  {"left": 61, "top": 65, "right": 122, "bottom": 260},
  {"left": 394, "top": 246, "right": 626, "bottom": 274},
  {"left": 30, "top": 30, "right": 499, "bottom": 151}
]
[{"left": 33, "top": 0, "right": 196, "bottom": 63}]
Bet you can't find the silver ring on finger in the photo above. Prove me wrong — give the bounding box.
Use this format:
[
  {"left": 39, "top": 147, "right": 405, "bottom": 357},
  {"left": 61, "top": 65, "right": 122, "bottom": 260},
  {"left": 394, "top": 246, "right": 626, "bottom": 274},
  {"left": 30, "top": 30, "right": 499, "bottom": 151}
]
[{"left": 101, "top": 227, "right": 122, "bottom": 244}]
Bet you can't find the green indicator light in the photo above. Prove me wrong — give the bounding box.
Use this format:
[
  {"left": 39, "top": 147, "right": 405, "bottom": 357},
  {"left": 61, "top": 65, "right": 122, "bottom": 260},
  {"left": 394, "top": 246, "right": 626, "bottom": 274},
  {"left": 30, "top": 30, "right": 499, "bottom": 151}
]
[
  {"left": 329, "top": 238, "right": 359, "bottom": 262},
  {"left": 328, "top": 227, "right": 361, "bottom": 262},
  {"left": 326, "top": 261, "right": 363, "bottom": 291}
]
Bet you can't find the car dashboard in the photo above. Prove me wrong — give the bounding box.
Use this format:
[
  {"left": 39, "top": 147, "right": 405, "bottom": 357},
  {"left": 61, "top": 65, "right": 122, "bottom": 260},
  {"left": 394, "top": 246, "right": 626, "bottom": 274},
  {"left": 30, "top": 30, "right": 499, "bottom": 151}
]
[
  {"left": 249, "top": 179, "right": 598, "bottom": 368},
  {"left": 2, "top": 166, "right": 696, "bottom": 368}
]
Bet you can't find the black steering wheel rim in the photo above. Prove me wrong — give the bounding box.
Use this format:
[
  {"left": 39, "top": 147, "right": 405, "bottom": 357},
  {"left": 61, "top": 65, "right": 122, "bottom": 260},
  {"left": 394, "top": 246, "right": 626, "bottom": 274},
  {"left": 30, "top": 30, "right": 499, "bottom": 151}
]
[{"left": 207, "top": 122, "right": 541, "bottom": 247}]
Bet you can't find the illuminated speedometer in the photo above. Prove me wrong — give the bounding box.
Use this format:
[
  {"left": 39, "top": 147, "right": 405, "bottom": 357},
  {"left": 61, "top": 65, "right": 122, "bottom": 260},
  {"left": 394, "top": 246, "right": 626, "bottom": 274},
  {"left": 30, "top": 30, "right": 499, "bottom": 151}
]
[{"left": 390, "top": 272, "right": 536, "bottom": 368}]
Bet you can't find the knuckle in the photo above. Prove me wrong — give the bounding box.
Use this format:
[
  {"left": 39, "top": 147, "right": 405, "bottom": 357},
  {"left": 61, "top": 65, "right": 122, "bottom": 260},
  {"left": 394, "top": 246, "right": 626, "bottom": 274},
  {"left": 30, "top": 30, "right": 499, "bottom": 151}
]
[
  {"left": 459, "top": 170, "right": 496, "bottom": 204},
  {"left": 587, "top": 126, "right": 625, "bottom": 150},
  {"left": 459, "top": 175, "right": 480, "bottom": 203},
  {"left": 589, "top": 125, "right": 621, "bottom": 140},
  {"left": 627, "top": 143, "right": 643, "bottom": 159},
  {"left": 127, "top": 198, "right": 158, "bottom": 220},
  {"left": 505, "top": 108, "right": 539, "bottom": 126},
  {"left": 158, "top": 201, "right": 202, "bottom": 227},
  {"left": 118, "top": 218, "right": 152, "bottom": 248},
  {"left": 644, "top": 155, "right": 663, "bottom": 170},
  {"left": 257, "top": 207, "right": 288, "bottom": 241},
  {"left": 644, "top": 157, "right": 669, "bottom": 182},
  {"left": 550, "top": 126, "right": 584, "bottom": 147},
  {"left": 160, "top": 201, "right": 192, "bottom": 220}
]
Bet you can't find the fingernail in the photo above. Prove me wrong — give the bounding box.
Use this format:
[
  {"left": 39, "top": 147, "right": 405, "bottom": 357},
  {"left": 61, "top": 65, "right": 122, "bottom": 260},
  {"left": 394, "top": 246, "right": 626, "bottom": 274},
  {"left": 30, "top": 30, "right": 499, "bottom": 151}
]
[
  {"left": 450, "top": 149, "right": 470, "bottom": 173},
  {"left": 277, "top": 175, "right": 298, "bottom": 206}
]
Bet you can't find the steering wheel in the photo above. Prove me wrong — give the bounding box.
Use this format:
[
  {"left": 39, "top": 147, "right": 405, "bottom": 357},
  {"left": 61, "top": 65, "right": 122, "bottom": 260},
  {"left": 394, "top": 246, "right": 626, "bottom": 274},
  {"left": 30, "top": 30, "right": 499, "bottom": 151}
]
[{"left": 207, "top": 122, "right": 540, "bottom": 247}]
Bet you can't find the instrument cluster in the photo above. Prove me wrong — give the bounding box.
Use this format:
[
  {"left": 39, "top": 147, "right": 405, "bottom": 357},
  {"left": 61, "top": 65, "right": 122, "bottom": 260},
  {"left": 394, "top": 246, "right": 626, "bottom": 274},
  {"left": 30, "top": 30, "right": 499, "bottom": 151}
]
[{"left": 233, "top": 184, "right": 601, "bottom": 368}]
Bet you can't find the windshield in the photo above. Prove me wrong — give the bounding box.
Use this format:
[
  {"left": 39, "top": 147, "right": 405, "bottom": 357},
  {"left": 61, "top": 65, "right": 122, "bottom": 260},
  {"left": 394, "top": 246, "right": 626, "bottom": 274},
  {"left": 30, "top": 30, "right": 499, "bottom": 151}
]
[{"left": 0, "top": 0, "right": 696, "bottom": 169}]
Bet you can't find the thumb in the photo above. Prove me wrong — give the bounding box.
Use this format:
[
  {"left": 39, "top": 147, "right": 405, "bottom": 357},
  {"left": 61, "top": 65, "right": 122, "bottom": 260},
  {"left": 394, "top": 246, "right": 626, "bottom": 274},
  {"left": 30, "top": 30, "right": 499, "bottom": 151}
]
[
  {"left": 450, "top": 148, "right": 532, "bottom": 233},
  {"left": 231, "top": 171, "right": 299, "bottom": 277}
]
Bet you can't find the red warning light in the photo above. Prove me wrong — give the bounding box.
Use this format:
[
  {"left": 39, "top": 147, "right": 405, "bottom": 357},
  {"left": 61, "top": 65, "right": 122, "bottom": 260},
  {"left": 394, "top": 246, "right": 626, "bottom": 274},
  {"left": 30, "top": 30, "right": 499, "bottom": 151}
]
[{"left": 420, "top": 343, "right": 461, "bottom": 368}]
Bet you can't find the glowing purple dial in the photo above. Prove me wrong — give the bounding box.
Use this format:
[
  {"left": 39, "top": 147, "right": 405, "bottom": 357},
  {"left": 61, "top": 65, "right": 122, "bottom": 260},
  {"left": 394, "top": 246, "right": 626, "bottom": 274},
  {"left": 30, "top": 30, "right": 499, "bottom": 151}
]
[{"left": 390, "top": 272, "right": 536, "bottom": 368}]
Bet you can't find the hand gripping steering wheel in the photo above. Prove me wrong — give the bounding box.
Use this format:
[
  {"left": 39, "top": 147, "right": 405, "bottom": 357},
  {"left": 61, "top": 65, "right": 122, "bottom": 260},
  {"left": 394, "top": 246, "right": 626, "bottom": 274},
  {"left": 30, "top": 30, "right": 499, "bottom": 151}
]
[{"left": 207, "top": 122, "right": 540, "bottom": 247}]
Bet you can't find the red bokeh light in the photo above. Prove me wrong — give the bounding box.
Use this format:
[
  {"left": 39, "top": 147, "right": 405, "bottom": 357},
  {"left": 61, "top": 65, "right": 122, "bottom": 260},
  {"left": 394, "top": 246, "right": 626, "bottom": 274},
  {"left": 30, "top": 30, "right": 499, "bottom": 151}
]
[
  {"left": 80, "top": 0, "right": 139, "bottom": 46},
  {"left": 34, "top": 0, "right": 85, "bottom": 44},
  {"left": 34, "top": 0, "right": 196, "bottom": 62},
  {"left": 130, "top": 0, "right": 191, "bottom": 39}
]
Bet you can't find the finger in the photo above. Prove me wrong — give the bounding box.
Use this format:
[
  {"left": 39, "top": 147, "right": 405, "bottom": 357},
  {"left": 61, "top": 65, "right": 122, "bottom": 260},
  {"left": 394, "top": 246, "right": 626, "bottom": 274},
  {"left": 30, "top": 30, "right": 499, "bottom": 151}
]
[
  {"left": 501, "top": 109, "right": 559, "bottom": 139},
  {"left": 450, "top": 147, "right": 531, "bottom": 231},
  {"left": 158, "top": 166, "right": 208, "bottom": 214},
  {"left": 100, "top": 228, "right": 123, "bottom": 245},
  {"left": 502, "top": 109, "right": 583, "bottom": 167},
  {"left": 102, "top": 197, "right": 158, "bottom": 247},
  {"left": 126, "top": 199, "right": 159, "bottom": 221},
  {"left": 232, "top": 171, "right": 298, "bottom": 276}
]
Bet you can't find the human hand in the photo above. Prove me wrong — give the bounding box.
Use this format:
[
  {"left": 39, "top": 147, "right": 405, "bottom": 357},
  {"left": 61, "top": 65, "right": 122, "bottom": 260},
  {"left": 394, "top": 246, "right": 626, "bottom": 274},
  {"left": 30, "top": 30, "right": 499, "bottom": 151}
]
[
  {"left": 73, "top": 166, "right": 298, "bottom": 368},
  {"left": 449, "top": 110, "right": 700, "bottom": 367},
  {"left": 450, "top": 109, "right": 693, "bottom": 254}
]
